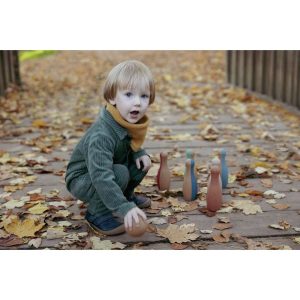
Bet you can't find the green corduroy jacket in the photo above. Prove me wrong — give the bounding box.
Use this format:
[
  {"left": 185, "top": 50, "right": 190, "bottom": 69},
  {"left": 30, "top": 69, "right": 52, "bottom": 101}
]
[{"left": 65, "top": 106, "right": 148, "bottom": 216}]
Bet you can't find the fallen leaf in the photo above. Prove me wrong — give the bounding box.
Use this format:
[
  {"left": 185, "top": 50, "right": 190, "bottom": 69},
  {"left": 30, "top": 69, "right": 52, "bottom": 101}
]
[
  {"left": 272, "top": 203, "right": 290, "bottom": 210},
  {"left": 212, "top": 230, "right": 231, "bottom": 243},
  {"left": 0, "top": 236, "right": 25, "bottom": 247},
  {"left": 260, "top": 179, "right": 273, "bottom": 188},
  {"left": 28, "top": 202, "right": 49, "bottom": 214},
  {"left": 156, "top": 223, "right": 200, "bottom": 243},
  {"left": 213, "top": 223, "right": 233, "bottom": 230},
  {"left": 269, "top": 224, "right": 285, "bottom": 230},
  {"left": 28, "top": 238, "right": 42, "bottom": 248},
  {"left": 3, "top": 215, "right": 45, "bottom": 238},
  {"left": 218, "top": 217, "right": 230, "bottom": 223},
  {"left": 148, "top": 217, "right": 167, "bottom": 225},
  {"left": 200, "top": 230, "right": 213, "bottom": 234},
  {"left": 199, "top": 207, "right": 216, "bottom": 217},
  {"left": 3, "top": 199, "right": 27, "bottom": 209},
  {"left": 231, "top": 200, "right": 263, "bottom": 215},
  {"left": 45, "top": 227, "right": 68, "bottom": 239},
  {"left": 90, "top": 236, "right": 126, "bottom": 250},
  {"left": 293, "top": 237, "right": 300, "bottom": 244},
  {"left": 170, "top": 243, "right": 189, "bottom": 250},
  {"left": 27, "top": 188, "right": 42, "bottom": 195},
  {"left": 32, "top": 119, "right": 48, "bottom": 128}
]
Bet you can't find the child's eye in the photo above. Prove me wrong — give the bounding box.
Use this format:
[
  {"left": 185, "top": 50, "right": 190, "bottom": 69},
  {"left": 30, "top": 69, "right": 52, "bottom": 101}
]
[
  {"left": 125, "top": 92, "right": 132, "bottom": 97},
  {"left": 141, "top": 94, "right": 149, "bottom": 99}
]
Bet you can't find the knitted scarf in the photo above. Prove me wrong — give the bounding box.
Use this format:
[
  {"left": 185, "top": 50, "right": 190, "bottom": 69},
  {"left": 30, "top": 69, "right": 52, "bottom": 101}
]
[{"left": 106, "top": 103, "right": 149, "bottom": 152}]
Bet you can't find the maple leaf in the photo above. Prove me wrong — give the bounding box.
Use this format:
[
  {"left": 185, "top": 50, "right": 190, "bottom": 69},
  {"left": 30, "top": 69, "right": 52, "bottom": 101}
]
[
  {"left": 90, "top": 237, "right": 126, "bottom": 250},
  {"left": 156, "top": 223, "right": 200, "bottom": 243},
  {"left": 3, "top": 199, "right": 27, "bottom": 209},
  {"left": 293, "top": 237, "right": 300, "bottom": 244},
  {"left": 28, "top": 202, "right": 49, "bottom": 214},
  {"left": 231, "top": 200, "right": 263, "bottom": 215},
  {"left": 3, "top": 215, "right": 45, "bottom": 238}
]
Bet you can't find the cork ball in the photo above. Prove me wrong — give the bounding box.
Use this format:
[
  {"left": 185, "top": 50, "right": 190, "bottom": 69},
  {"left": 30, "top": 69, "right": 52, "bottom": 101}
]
[{"left": 126, "top": 216, "right": 148, "bottom": 237}]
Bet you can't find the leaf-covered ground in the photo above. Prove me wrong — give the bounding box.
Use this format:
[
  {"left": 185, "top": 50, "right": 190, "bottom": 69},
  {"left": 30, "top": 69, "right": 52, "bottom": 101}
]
[{"left": 0, "top": 51, "right": 300, "bottom": 250}]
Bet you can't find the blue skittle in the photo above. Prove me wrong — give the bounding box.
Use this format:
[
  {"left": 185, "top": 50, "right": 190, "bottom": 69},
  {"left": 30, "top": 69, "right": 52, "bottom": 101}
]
[{"left": 219, "top": 148, "right": 228, "bottom": 188}]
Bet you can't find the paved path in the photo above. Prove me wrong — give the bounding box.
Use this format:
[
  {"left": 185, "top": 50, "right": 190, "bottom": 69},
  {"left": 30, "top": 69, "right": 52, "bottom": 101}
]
[{"left": 0, "top": 51, "right": 299, "bottom": 250}]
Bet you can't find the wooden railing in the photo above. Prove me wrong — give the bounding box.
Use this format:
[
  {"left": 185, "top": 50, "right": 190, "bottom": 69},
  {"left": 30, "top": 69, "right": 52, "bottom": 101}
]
[
  {"left": 0, "top": 50, "right": 21, "bottom": 96},
  {"left": 227, "top": 51, "right": 300, "bottom": 109}
]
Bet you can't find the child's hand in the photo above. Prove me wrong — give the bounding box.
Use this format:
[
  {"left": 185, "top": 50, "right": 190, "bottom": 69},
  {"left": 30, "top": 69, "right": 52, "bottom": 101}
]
[
  {"left": 135, "top": 155, "right": 152, "bottom": 172},
  {"left": 124, "top": 207, "right": 147, "bottom": 230}
]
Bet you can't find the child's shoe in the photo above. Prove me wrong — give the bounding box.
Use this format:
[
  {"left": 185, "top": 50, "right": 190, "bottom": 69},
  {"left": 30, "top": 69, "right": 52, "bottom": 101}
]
[
  {"left": 127, "top": 193, "right": 151, "bottom": 208},
  {"left": 85, "top": 211, "right": 125, "bottom": 236}
]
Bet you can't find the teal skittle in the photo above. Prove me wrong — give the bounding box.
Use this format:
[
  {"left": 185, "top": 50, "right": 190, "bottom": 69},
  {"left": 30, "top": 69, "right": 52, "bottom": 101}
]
[{"left": 219, "top": 148, "right": 228, "bottom": 188}]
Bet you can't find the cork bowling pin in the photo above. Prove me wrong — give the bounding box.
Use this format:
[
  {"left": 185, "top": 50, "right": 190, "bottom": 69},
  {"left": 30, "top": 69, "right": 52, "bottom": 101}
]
[
  {"left": 206, "top": 165, "right": 222, "bottom": 212},
  {"left": 218, "top": 148, "right": 228, "bottom": 189},
  {"left": 183, "top": 159, "right": 198, "bottom": 201},
  {"left": 157, "top": 152, "right": 171, "bottom": 191}
]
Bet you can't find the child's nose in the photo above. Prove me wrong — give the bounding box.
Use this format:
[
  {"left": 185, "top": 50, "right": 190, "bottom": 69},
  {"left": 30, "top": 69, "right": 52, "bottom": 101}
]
[{"left": 134, "top": 96, "right": 141, "bottom": 106}]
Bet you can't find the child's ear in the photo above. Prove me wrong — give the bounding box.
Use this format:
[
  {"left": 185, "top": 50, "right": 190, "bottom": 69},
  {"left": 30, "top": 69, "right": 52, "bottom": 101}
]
[{"left": 108, "top": 99, "right": 116, "bottom": 105}]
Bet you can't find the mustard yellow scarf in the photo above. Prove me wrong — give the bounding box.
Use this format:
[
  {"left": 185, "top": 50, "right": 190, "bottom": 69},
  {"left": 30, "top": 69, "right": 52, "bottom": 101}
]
[{"left": 106, "top": 103, "right": 149, "bottom": 152}]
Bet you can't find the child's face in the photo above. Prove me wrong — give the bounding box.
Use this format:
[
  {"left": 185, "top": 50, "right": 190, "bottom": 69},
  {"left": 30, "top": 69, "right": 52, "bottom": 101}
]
[{"left": 109, "top": 86, "right": 150, "bottom": 123}]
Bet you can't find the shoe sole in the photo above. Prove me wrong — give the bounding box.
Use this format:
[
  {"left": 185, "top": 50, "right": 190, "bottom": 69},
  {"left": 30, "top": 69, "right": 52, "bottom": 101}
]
[{"left": 86, "top": 221, "right": 125, "bottom": 236}]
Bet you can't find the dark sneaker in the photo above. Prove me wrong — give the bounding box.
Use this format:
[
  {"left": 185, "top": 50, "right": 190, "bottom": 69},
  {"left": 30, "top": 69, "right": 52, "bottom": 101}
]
[
  {"left": 85, "top": 211, "right": 125, "bottom": 236},
  {"left": 127, "top": 194, "right": 151, "bottom": 208}
]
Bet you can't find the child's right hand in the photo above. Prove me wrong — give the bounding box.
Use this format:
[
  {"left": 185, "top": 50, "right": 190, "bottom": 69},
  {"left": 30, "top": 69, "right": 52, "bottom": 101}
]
[{"left": 124, "top": 207, "right": 147, "bottom": 230}]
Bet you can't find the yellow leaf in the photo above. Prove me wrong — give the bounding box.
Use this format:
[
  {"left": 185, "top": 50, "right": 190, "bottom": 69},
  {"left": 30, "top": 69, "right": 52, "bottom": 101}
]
[
  {"left": 80, "top": 118, "right": 94, "bottom": 125},
  {"left": 90, "top": 237, "right": 126, "bottom": 250},
  {"left": 251, "top": 161, "right": 272, "bottom": 169},
  {"left": 3, "top": 216, "right": 45, "bottom": 238},
  {"left": 28, "top": 202, "right": 49, "bottom": 214},
  {"left": 293, "top": 237, "right": 300, "bottom": 244},
  {"left": 32, "top": 119, "right": 48, "bottom": 128},
  {"left": 156, "top": 223, "right": 200, "bottom": 243},
  {"left": 231, "top": 200, "right": 263, "bottom": 215}
]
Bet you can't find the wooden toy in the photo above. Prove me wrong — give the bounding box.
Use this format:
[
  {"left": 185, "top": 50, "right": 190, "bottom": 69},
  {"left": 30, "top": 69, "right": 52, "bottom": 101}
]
[
  {"left": 126, "top": 216, "right": 148, "bottom": 237},
  {"left": 206, "top": 165, "right": 222, "bottom": 212},
  {"left": 183, "top": 159, "right": 198, "bottom": 201},
  {"left": 157, "top": 152, "right": 171, "bottom": 191},
  {"left": 186, "top": 149, "right": 195, "bottom": 160},
  {"left": 211, "top": 157, "right": 222, "bottom": 188},
  {"left": 218, "top": 148, "right": 228, "bottom": 188}
]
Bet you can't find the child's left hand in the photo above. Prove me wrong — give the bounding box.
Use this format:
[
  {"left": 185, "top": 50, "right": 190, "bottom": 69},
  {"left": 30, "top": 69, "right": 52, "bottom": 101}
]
[{"left": 136, "top": 155, "right": 152, "bottom": 172}]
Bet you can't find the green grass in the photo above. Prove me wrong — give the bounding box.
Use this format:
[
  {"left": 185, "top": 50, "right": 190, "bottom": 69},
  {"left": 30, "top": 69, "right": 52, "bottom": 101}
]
[{"left": 19, "top": 50, "right": 57, "bottom": 62}]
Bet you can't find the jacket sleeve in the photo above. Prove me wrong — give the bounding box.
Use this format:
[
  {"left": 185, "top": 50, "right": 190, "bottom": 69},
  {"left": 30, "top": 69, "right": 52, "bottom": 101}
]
[
  {"left": 132, "top": 148, "right": 149, "bottom": 161},
  {"left": 87, "top": 133, "right": 136, "bottom": 217}
]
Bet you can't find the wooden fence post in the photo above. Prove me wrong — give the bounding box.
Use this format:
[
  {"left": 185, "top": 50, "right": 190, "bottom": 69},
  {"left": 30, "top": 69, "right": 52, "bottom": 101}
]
[
  {"left": 0, "top": 50, "right": 21, "bottom": 96},
  {"left": 227, "top": 50, "right": 300, "bottom": 110}
]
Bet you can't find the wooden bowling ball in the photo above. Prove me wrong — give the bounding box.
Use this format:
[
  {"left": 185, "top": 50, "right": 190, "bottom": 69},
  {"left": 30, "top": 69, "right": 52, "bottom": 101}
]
[{"left": 126, "top": 216, "right": 148, "bottom": 237}]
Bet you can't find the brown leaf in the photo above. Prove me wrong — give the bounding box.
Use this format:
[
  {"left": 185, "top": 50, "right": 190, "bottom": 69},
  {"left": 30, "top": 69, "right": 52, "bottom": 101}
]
[
  {"left": 170, "top": 243, "right": 189, "bottom": 250},
  {"left": 260, "top": 179, "right": 273, "bottom": 188},
  {"left": 0, "top": 236, "right": 25, "bottom": 247},
  {"left": 213, "top": 223, "right": 233, "bottom": 230},
  {"left": 245, "top": 189, "right": 264, "bottom": 196},
  {"left": 199, "top": 207, "right": 216, "bottom": 217},
  {"left": 190, "top": 242, "right": 209, "bottom": 250},
  {"left": 272, "top": 203, "right": 290, "bottom": 210}
]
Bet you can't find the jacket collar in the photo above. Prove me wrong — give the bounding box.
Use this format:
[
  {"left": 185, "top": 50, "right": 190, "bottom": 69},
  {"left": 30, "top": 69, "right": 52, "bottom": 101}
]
[{"left": 100, "top": 106, "right": 128, "bottom": 140}]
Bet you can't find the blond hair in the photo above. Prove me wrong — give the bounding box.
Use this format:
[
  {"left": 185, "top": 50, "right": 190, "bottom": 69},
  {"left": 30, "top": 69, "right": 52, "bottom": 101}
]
[{"left": 103, "top": 60, "right": 155, "bottom": 104}]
